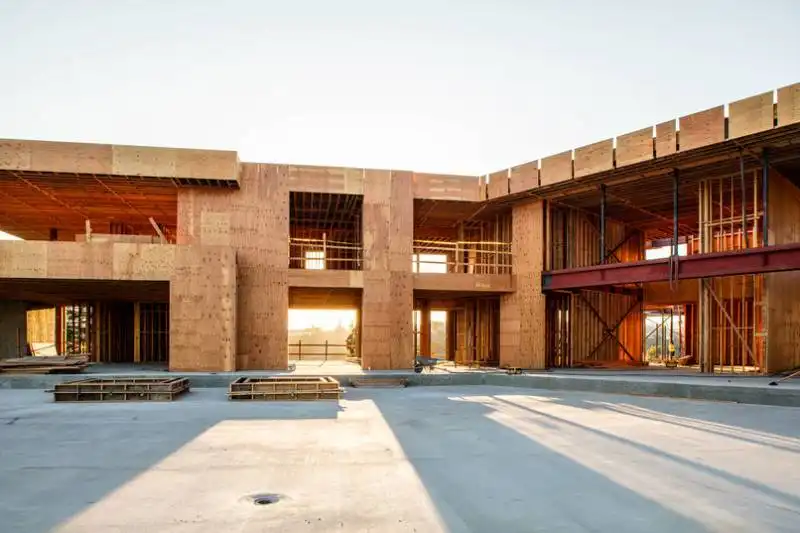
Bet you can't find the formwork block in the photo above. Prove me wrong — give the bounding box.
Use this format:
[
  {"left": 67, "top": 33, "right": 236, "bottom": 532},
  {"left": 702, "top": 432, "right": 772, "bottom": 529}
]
[
  {"left": 228, "top": 376, "right": 342, "bottom": 401},
  {"left": 729, "top": 91, "right": 774, "bottom": 138},
  {"left": 574, "top": 139, "right": 614, "bottom": 178},
  {"left": 777, "top": 83, "right": 800, "bottom": 126},
  {"left": 615, "top": 127, "right": 654, "bottom": 167},
  {"left": 539, "top": 151, "right": 573, "bottom": 186},
  {"left": 53, "top": 377, "right": 190, "bottom": 402},
  {"left": 655, "top": 120, "right": 677, "bottom": 157},
  {"left": 678, "top": 106, "right": 725, "bottom": 151},
  {"left": 509, "top": 161, "right": 539, "bottom": 193},
  {"left": 487, "top": 170, "right": 509, "bottom": 199}
]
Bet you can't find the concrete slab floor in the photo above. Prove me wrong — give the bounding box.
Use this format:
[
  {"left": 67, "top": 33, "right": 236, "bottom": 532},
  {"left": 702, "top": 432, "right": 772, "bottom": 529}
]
[{"left": 1, "top": 387, "right": 799, "bottom": 533}]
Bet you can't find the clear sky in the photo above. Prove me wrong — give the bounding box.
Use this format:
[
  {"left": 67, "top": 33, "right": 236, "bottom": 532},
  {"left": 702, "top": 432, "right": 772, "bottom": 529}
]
[{"left": 2, "top": 0, "right": 798, "bottom": 178}]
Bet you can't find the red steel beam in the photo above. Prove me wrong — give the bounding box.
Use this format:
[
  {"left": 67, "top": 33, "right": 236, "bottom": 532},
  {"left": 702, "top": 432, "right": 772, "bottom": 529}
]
[{"left": 542, "top": 243, "right": 800, "bottom": 291}]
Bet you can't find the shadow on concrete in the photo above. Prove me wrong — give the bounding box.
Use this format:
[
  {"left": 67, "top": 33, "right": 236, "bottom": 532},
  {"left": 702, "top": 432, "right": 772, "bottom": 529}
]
[
  {"left": 0, "top": 388, "right": 341, "bottom": 533},
  {"left": 368, "top": 387, "right": 714, "bottom": 533},
  {"left": 490, "top": 395, "right": 800, "bottom": 512}
]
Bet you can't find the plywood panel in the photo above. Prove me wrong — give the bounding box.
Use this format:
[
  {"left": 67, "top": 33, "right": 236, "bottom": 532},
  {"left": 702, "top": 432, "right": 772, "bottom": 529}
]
[
  {"left": 289, "top": 287, "right": 361, "bottom": 309},
  {"left": 412, "top": 173, "right": 480, "bottom": 201},
  {"left": 288, "top": 269, "right": 364, "bottom": 288},
  {"left": 616, "top": 127, "right": 654, "bottom": 167},
  {"left": 169, "top": 245, "right": 236, "bottom": 372},
  {"left": 288, "top": 165, "right": 364, "bottom": 195},
  {"left": 777, "top": 83, "right": 800, "bottom": 126},
  {"left": 175, "top": 149, "right": 239, "bottom": 181},
  {"left": 655, "top": 120, "right": 677, "bottom": 157},
  {"left": 29, "top": 141, "right": 113, "bottom": 175},
  {"left": 361, "top": 169, "right": 413, "bottom": 370},
  {"left": 176, "top": 163, "right": 289, "bottom": 370},
  {"left": 678, "top": 106, "right": 725, "bottom": 152},
  {"left": 487, "top": 170, "right": 509, "bottom": 199},
  {"left": 413, "top": 273, "right": 514, "bottom": 292},
  {"left": 766, "top": 170, "right": 800, "bottom": 372},
  {"left": 112, "top": 145, "right": 177, "bottom": 178},
  {"left": 574, "top": 139, "right": 614, "bottom": 179},
  {"left": 0, "top": 139, "right": 32, "bottom": 170},
  {"left": 729, "top": 91, "right": 774, "bottom": 138},
  {"left": 539, "top": 151, "right": 572, "bottom": 187},
  {"left": 26, "top": 308, "right": 55, "bottom": 344},
  {"left": 509, "top": 161, "right": 539, "bottom": 193},
  {"left": 500, "top": 201, "right": 545, "bottom": 368}
]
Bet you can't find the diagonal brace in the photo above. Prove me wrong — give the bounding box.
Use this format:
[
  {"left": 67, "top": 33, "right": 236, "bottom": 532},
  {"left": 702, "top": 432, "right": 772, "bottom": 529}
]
[{"left": 580, "top": 293, "right": 640, "bottom": 362}]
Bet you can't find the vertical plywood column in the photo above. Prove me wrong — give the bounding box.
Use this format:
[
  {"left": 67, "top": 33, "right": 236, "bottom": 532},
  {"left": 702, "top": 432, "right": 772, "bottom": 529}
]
[
  {"left": 170, "top": 246, "right": 237, "bottom": 371},
  {"left": 500, "top": 201, "right": 546, "bottom": 369},
  {"left": 177, "top": 163, "right": 289, "bottom": 370},
  {"left": 361, "top": 170, "right": 414, "bottom": 370},
  {"left": 765, "top": 170, "right": 800, "bottom": 372}
]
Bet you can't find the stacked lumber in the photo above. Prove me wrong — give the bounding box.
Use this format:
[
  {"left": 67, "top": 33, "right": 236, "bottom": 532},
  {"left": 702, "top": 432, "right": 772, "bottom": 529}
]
[{"left": 0, "top": 355, "right": 89, "bottom": 374}]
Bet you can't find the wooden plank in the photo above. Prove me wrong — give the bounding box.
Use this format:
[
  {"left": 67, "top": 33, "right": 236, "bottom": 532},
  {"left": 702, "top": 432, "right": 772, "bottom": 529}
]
[
  {"left": 112, "top": 145, "right": 177, "bottom": 178},
  {"left": 574, "top": 139, "right": 614, "bottom": 178},
  {"left": 413, "top": 273, "right": 515, "bottom": 292},
  {"left": 616, "top": 127, "right": 654, "bottom": 167},
  {"left": 539, "top": 151, "right": 573, "bottom": 186},
  {"left": 678, "top": 106, "right": 725, "bottom": 151},
  {"left": 729, "top": 91, "right": 774, "bottom": 138},
  {"left": 509, "top": 161, "right": 539, "bottom": 193},
  {"left": 487, "top": 170, "right": 509, "bottom": 199},
  {"left": 777, "top": 82, "right": 800, "bottom": 126},
  {"left": 655, "top": 120, "right": 677, "bottom": 157},
  {"left": 29, "top": 141, "right": 112, "bottom": 174}
]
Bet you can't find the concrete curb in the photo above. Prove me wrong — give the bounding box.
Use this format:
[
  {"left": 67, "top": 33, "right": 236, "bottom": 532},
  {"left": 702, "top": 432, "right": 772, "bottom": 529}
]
[{"left": 2, "top": 371, "right": 799, "bottom": 407}]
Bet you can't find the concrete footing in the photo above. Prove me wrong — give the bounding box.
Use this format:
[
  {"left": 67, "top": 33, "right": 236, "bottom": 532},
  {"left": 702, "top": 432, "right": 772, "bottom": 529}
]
[{"left": 2, "top": 371, "right": 799, "bottom": 407}]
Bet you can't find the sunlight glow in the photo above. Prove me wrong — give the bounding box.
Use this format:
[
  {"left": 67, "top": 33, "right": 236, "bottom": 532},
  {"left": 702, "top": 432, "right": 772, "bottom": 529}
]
[
  {"left": 0, "top": 230, "right": 21, "bottom": 241},
  {"left": 289, "top": 309, "right": 355, "bottom": 331}
]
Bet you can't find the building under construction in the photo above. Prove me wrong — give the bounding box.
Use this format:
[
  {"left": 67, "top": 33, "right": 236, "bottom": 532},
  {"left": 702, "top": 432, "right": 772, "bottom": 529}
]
[{"left": 1, "top": 82, "right": 800, "bottom": 374}]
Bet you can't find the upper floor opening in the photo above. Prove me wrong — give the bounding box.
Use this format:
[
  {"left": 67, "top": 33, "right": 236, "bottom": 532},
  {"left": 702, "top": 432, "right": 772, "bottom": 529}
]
[
  {"left": 289, "top": 191, "right": 363, "bottom": 271},
  {"left": 413, "top": 199, "right": 513, "bottom": 275}
]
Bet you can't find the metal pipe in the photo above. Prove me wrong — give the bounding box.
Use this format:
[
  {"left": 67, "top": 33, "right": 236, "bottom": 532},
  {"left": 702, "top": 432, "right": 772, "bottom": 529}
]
[
  {"left": 673, "top": 169, "right": 679, "bottom": 256},
  {"left": 740, "top": 152, "right": 748, "bottom": 248},
  {"left": 599, "top": 184, "right": 606, "bottom": 264},
  {"left": 762, "top": 149, "right": 769, "bottom": 246}
]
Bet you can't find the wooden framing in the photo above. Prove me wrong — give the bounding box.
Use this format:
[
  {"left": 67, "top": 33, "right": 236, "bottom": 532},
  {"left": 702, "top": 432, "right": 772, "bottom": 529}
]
[
  {"left": 53, "top": 377, "right": 189, "bottom": 402},
  {"left": 228, "top": 376, "right": 341, "bottom": 401}
]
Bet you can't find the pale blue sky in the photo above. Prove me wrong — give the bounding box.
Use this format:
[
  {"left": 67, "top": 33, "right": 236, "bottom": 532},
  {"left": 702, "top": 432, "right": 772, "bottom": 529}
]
[{"left": 1, "top": 0, "right": 798, "bottom": 175}]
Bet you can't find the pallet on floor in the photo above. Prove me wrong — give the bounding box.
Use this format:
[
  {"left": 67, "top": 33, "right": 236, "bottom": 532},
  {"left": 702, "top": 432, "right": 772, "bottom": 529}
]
[
  {"left": 228, "top": 376, "right": 341, "bottom": 401},
  {"left": 0, "top": 355, "right": 89, "bottom": 374},
  {"left": 350, "top": 377, "right": 408, "bottom": 388},
  {"left": 53, "top": 377, "right": 190, "bottom": 402}
]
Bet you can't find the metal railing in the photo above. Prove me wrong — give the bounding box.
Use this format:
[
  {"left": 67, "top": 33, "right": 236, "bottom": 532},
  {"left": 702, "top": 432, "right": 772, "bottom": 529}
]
[
  {"left": 288, "top": 341, "right": 351, "bottom": 361},
  {"left": 412, "top": 239, "right": 513, "bottom": 274},
  {"left": 289, "top": 236, "right": 363, "bottom": 270}
]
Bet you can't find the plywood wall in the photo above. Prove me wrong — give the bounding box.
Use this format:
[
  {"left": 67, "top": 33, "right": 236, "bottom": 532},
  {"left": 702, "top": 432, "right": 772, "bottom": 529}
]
[
  {"left": 361, "top": 170, "right": 414, "bottom": 370},
  {"left": 169, "top": 245, "right": 237, "bottom": 371},
  {"left": 177, "top": 163, "right": 290, "bottom": 370},
  {"left": 765, "top": 170, "right": 800, "bottom": 372},
  {"left": 499, "top": 201, "right": 545, "bottom": 369},
  {"left": 26, "top": 308, "right": 55, "bottom": 343}
]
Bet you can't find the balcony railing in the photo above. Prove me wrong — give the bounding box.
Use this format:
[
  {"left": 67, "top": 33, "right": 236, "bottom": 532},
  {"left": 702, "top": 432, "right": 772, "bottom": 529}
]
[
  {"left": 288, "top": 341, "right": 351, "bottom": 361},
  {"left": 289, "top": 236, "right": 363, "bottom": 270},
  {"left": 412, "top": 239, "right": 513, "bottom": 274}
]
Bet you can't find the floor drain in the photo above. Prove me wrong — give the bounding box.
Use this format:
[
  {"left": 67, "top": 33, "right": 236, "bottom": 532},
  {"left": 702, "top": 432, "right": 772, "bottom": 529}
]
[{"left": 251, "top": 494, "right": 281, "bottom": 506}]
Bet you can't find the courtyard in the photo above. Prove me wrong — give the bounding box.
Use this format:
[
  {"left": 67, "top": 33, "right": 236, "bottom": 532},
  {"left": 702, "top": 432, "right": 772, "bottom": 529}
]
[{"left": 1, "top": 385, "right": 799, "bottom": 532}]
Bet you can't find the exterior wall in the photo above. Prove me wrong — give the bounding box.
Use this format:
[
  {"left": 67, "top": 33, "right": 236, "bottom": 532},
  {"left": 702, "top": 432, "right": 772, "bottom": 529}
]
[
  {"left": 361, "top": 170, "right": 414, "bottom": 370},
  {"left": 177, "top": 163, "right": 290, "bottom": 370},
  {"left": 500, "top": 201, "right": 545, "bottom": 368}
]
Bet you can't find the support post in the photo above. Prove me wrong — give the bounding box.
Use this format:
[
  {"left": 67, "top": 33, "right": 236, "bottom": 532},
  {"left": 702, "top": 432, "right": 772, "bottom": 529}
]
[
  {"left": 762, "top": 149, "right": 769, "bottom": 246},
  {"left": 599, "top": 184, "right": 606, "bottom": 264},
  {"left": 673, "top": 169, "right": 679, "bottom": 256},
  {"left": 740, "top": 151, "right": 748, "bottom": 249},
  {"left": 133, "top": 302, "right": 141, "bottom": 363},
  {"left": 420, "top": 300, "right": 432, "bottom": 357}
]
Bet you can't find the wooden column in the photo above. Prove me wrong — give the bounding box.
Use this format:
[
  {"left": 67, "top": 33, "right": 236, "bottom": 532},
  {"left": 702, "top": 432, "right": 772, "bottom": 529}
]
[
  {"left": 500, "top": 201, "right": 546, "bottom": 369},
  {"left": 419, "top": 300, "right": 432, "bottom": 357},
  {"left": 361, "top": 170, "right": 414, "bottom": 370},
  {"left": 54, "top": 305, "right": 63, "bottom": 356},
  {"left": 176, "top": 163, "right": 289, "bottom": 370}
]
